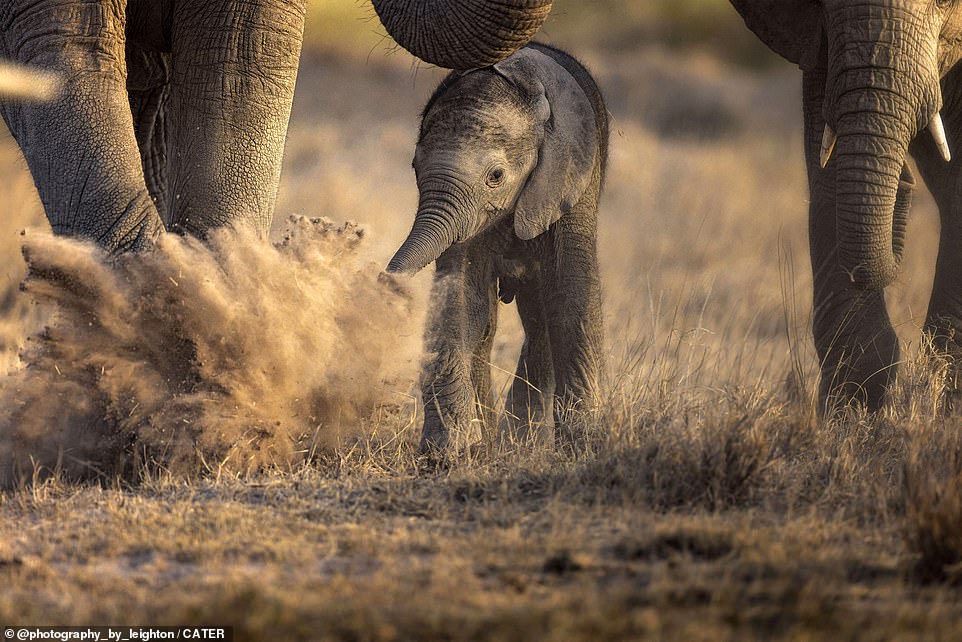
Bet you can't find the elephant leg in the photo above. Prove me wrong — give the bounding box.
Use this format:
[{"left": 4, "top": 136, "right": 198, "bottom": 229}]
[
  {"left": 0, "top": 0, "right": 165, "bottom": 252},
  {"left": 166, "top": 0, "right": 306, "bottom": 236},
  {"left": 913, "top": 165, "right": 962, "bottom": 357},
  {"left": 922, "top": 209, "right": 962, "bottom": 397},
  {"left": 910, "top": 75, "right": 962, "bottom": 397},
  {"left": 505, "top": 277, "right": 555, "bottom": 442},
  {"left": 126, "top": 44, "right": 171, "bottom": 223},
  {"left": 420, "top": 244, "right": 497, "bottom": 452},
  {"left": 541, "top": 205, "right": 605, "bottom": 443},
  {"left": 469, "top": 280, "right": 499, "bottom": 437},
  {"left": 810, "top": 228, "right": 900, "bottom": 413},
  {"left": 802, "top": 69, "right": 900, "bottom": 413}
]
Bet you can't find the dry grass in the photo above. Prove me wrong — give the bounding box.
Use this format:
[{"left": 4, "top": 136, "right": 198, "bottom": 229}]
[{"left": 0, "top": 1, "right": 961, "bottom": 639}]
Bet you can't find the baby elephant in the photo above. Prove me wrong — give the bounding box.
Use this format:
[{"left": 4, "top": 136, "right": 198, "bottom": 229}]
[{"left": 388, "top": 44, "right": 609, "bottom": 452}]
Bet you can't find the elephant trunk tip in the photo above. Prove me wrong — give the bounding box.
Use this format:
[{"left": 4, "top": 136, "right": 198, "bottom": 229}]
[
  {"left": 387, "top": 247, "right": 428, "bottom": 275},
  {"left": 389, "top": 213, "right": 459, "bottom": 275},
  {"left": 842, "top": 258, "right": 900, "bottom": 291},
  {"left": 386, "top": 258, "right": 416, "bottom": 275}
]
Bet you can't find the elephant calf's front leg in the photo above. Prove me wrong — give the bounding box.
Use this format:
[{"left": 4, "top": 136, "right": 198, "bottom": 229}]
[
  {"left": 505, "top": 277, "right": 555, "bottom": 442},
  {"left": 543, "top": 217, "right": 605, "bottom": 442},
  {"left": 419, "top": 248, "right": 498, "bottom": 452},
  {"left": 421, "top": 347, "right": 481, "bottom": 451}
]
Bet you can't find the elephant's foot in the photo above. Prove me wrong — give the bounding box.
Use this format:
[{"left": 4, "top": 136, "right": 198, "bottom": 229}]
[
  {"left": 419, "top": 428, "right": 449, "bottom": 456},
  {"left": 923, "top": 314, "right": 962, "bottom": 360},
  {"left": 501, "top": 415, "right": 553, "bottom": 448},
  {"left": 48, "top": 192, "right": 166, "bottom": 255},
  {"left": 418, "top": 408, "right": 484, "bottom": 456},
  {"left": 921, "top": 317, "right": 962, "bottom": 413},
  {"left": 552, "top": 388, "right": 600, "bottom": 452},
  {"left": 817, "top": 335, "right": 900, "bottom": 415},
  {"left": 504, "top": 378, "right": 554, "bottom": 446},
  {"left": 113, "top": 210, "right": 166, "bottom": 254}
]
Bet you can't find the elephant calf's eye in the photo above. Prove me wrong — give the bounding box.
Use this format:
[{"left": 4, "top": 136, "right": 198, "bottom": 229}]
[{"left": 486, "top": 167, "right": 506, "bottom": 188}]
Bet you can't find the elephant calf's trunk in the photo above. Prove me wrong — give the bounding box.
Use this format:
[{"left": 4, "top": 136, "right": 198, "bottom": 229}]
[{"left": 387, "top": 213, "right": 458, "bottom": 274}]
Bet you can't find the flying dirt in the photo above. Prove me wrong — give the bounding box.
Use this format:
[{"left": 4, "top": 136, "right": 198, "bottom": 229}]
[{"left": 0, "top": 216, "right": 427, "bottom": 485}]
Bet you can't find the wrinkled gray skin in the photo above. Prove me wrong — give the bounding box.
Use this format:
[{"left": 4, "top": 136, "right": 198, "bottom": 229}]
[
  {"left": 388, "top": 44, "right": 609, "bottom": 451},
  {"left": 731, "top": 0, "right": 962, "bottom": 412},
  {"left": 0, "top": 0, "right": 554, "bottom": 254}
]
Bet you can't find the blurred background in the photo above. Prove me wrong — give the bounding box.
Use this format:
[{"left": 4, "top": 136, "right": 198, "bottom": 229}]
[{"left": 0, "top": 0, "right": 944, "bottom": 399}]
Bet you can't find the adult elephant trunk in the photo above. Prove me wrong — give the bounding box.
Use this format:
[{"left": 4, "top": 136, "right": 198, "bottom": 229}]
[
  {"left": 371, "top": 0, "right": 553, "bottom": 69},
  {"left": 833, "top": 120, "right": 911, "bottom": 290},
  {"left": 820, "top": 3, "right": 947, "bottom": 291}
]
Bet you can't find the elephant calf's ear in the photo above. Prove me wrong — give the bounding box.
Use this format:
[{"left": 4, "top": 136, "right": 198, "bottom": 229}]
[{"left": 501, "top": 50, "right": 599, "bottom": 241}]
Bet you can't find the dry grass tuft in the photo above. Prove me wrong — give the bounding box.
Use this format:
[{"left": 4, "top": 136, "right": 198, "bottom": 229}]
[
  {"left": 904, "top": 427, "right": 962, "bottom": 585},
  {"left": 576, "top": 407, "right": 779, "bottom": 511}
]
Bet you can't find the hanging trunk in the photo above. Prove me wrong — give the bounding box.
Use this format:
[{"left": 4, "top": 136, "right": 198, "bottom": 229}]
[
  {"left": 833, "top": 126, "right": 909, "bottom": 290},
  {"left": 388, "top": 208, "right": 458, "bottom": 274},
  {"left": 824, "top": 2, "right": 939, "bottom": 290},
  {"left": 389, "top": 174, "right": 476, "bottom": 273},
  {"left": 371, "top": 0, "right": 553, "bottom": 69},
  {"left": 892, "top": 164, "right": 914, "bottom": 268}
]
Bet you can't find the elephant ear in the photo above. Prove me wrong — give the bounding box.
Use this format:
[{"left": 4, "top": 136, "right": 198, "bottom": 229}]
[
  {"left": 729, "top": 0, "right": 823, "bottom": 69},
  {"left": 495, "top": 49, "right": 599, "bottom": 241}
]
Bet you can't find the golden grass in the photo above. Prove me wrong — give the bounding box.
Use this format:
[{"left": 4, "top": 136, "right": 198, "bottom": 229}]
[
  {"left": 2, "top": 382, "right": 962, "bottom": 639},
  {"left": 0, "top": 7, "right": 960, "bottom": 639}
]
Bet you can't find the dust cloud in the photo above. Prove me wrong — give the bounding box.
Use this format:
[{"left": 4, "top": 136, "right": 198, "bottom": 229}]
[{"left": 0, "top": 216, "right": 426, "bottom": 485}]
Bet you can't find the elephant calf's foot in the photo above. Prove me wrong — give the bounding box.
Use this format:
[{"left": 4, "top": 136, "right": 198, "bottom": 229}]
[
  {"left": 552, "top": 391, "right": 600, "bottom": 452},
  {"left": 419, "top": 415, "right": 485, "bottom": 455}
]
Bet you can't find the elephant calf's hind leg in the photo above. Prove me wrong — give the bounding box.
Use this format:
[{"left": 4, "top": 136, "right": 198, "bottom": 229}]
[{"left": 505, "top": 278, "right": 555, "bottom": 443}]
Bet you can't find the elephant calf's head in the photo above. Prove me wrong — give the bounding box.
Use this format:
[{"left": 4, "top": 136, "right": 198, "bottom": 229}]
[{"left": 387, "top": 46, "right": 599, "bottom": 274}]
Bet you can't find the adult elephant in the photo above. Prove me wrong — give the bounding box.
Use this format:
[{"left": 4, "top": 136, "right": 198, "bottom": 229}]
[
  {"left": 0, "top": 0, "right": 552, "bottom": 253},
  {"left": 730, "top": 0, "right": 962, "bottom": 411}
]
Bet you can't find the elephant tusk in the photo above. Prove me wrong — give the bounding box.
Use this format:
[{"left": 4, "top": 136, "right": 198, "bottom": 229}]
[
  {"left": 929, "top": 113, "right": 952, "bottom": 163},
  {"left": 819, "top": 124, "right": 837, "bottom": 169}
]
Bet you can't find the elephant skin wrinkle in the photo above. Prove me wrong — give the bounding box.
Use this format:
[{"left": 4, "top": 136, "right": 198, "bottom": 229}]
[{"left": 0, "top": 217, "right": 429, "bottom": 486}]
